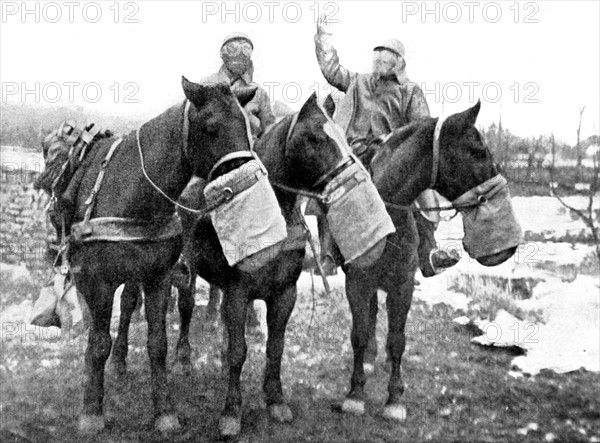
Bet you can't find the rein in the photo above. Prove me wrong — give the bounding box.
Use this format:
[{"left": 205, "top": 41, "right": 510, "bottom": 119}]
[
  {"left": 271, "top": 112, "right": 357, "bottom": 204},
  {"left": 273, "top": 114, "right": 491, "bottom": 218},
  {"left": 136, "top": 100, "right": 241, "bottom": 216},
  {"left": 383, "top": 115, "right": 487, "bottom": 218}
]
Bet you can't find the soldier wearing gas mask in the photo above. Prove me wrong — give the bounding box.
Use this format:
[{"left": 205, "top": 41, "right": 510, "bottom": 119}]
[
  {"left": 201, "top": 32, "right": 275, "bottom": 139},
  {"left": 313, "top": 15, "right": 460, "bottom": 277}
]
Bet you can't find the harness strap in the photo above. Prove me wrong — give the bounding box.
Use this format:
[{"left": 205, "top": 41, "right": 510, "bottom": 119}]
[
  {"left": 182, "top": 100, "right": 191, "bottom": 160},
  {"left": 430, "top": 115, "right": 447, "bottom": 188},
  {"left": 83, "top": 137, "right": 123, "bottom": 224},
  {"left": 207, "top": 151, "right": 256, "bottom": 182},
  {"left": 272, "top": 181, "right": 329, "bottom": 202},
  {"left": 286, "top": 112, "right": 299, "bottom": 144},
  {"left": 314, "top": 156, "right": 355, "bottom": 189}
]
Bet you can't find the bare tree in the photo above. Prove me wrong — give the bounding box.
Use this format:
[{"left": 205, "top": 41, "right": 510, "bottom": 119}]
[
  {"left": 550, "top": 131, "right": 600, "bottom": 262},
  {"left": 576, "top": 105, "right": 586, "bottom": 182}
]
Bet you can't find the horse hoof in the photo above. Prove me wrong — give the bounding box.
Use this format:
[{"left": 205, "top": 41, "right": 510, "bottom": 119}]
[
  {"left": 268, "top": 404, "right": 293, "bottom": 423},
  {"left": 219, "top": 415, "right": 241, "bottom": 437},
  {"left": 382, "top": 404, "right": 407, "bottom": 422},
  {"left": 155, "top": 414, "right": 181, "bottom": 433},
  {"left": 363, "top": 363, "right": 375, "bottom": 375},
  {"left": 341, "top": 398, "right": 365, "bottom": 415},
  {"left": 78, "top": 414, "right": 105, "bottom": 434}
]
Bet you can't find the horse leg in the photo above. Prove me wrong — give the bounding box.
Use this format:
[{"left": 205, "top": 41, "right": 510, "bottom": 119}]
[
  {"left": 342, "top": 268, "right": 377, "bottom": 415},
  {"left": 77, "top": 275, "right": 116, "bottom": 434},
  {"left": 219, "top": 287, "right": 248, "bottom": 437},
  {"left": 174, "top": 273, "right": 196, "bottom": 374},
  {"left": 382, "top": 278, "right": 414, "bottom": 422},
  {"left": 264, "top": 285, "right": 296, "bottom": 423},
  {"left": 142, "top": 276, "right": 181, "bottom": 433},
  {"left": 111, "top": 282, "right": 139, "bottom": 375},
  {"left": 204, "top": 284, "right": 221, "bottom": 332},
  {"left": 246, "top": 301, "right": 262, "bottom": 334},
  {"left": 364, "top": 289, "right": 379, "bottom": 375}
]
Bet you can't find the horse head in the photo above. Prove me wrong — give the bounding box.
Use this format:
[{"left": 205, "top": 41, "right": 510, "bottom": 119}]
[
  {"left": 282, "top": 92, "right": 351, "bottom": 190},
  {"left": 372, "top": 101, "right": 522, "bottom": 267},
  {"left": 257, "top": 93, "right": 394, "bottom": 266},
  {"left": 181, "top": 77, "right": 253, "bottom": 180}
]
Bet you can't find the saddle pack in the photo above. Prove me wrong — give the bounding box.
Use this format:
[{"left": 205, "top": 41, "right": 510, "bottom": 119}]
[{"left": 35, "top": 120, "right": 112, "bottom": 203}]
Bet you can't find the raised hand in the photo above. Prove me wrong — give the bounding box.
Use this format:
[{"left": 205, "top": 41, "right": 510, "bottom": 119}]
[{"left": 316, "top": 13, "right": 334, "bottom": 34}]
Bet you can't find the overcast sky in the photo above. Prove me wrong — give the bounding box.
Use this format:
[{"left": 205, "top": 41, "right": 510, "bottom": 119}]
[{"left": 1, "top": 1, "right": 599, "bottom": 144}]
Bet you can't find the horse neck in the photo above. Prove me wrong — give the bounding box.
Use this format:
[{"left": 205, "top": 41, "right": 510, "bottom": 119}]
[
  {"left": 372, "top": 119, "right": 436, "bottom": 205},
  {"left": 255, "top": 115, "right": 299, "bottom": 223},
  {"left": 88, "top": 103, "right": 191, "bottom": 220}
]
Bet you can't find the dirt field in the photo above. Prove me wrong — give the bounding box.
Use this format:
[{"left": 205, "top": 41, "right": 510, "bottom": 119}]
[{"left": 1, "top": 188, "right": 599, "bottom": 442}]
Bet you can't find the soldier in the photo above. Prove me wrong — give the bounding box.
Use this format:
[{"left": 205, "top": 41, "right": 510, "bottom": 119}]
[
  {"left": 201, "top": 32, "right": 275, "bottom": 139},
  {"left": 313, "top": 15, "right": 459, "bottom": 276}
]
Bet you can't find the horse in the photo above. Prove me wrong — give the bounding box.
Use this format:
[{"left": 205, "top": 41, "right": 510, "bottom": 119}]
[
  {"left": 67, "top": 78, "right": 254, "bottom": 434},
  {"left": 338, "top": 101, "right": 523, "bottom": 421},
  {"left": 113, "top": 92, "right": 392, "bottom": 437}
]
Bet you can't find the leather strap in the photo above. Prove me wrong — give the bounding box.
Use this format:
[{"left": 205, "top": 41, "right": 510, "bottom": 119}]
[
  {"left": 430, "top": 115, "right": 447, "bottom": 188},
  {"left": 207, "top": 151, "right": 256, "bottom": 182},
  {"left": 182, "top": 100, "right": 191, "bottom": 161},
  {"left": 286, "top": 112, "right": 299, "bottom": 144},
  {"left": 82, "top": 137, "right": 123, "bottom": 224}
]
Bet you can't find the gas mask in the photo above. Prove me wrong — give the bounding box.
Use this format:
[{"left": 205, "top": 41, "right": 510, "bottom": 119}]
[
  {"left": 372, "top": 49, "right": 402, "bottom": 80},
  {"left": 221, "top": 40, "right": 253, "bottom": 77}
]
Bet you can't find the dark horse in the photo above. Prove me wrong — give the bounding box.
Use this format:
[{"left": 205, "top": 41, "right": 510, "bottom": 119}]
[
  {"left": 114, "top": 92, "right": 385, "bottom": 437},
  {"left": 339, "top": 101, "right": 522, "bottom": 420},
  {"left": 68, "top": 78, "right": 253, "bottom": 434},
  {"left": 188, "top": 93, "right": 361, "bottom": 437}
]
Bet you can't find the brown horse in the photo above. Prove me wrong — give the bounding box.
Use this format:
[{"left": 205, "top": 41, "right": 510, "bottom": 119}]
[
  {"left": 68, "top": 78, "right": 254, "bottom": 434},
  {"left": 339, "top": 101, "right": 522, "bottom": 420},
  {"left": 167, "top": 92, "right": 389, "bottom": 437}
]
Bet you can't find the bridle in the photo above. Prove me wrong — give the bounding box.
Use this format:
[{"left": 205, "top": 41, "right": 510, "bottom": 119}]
[
  {"left": 270, "top": 112, "right": 361, "bottom": 205},
  {"left": 382, "top": 116, "right": 491, "bottom": 218},
  {"left": 136, "top": 99, "right": 255, "bottom": 216}
]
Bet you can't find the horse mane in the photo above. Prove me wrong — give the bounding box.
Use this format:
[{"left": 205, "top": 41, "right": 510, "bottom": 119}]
[{"left": 255, "top": 114, "right": 294, "bottom": 164}]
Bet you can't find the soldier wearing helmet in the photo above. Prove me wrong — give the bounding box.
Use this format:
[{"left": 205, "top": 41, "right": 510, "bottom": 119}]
[
  {"left": 313, "top": 15, "right": 459, "bottom": 277},
  {"left": 201, "top": 32, "right": 275, "bottom": 139}
]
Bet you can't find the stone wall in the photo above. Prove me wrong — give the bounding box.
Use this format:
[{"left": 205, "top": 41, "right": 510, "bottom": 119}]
[{"left": 0, "top": 175, "right": 54, "bottom": 267}]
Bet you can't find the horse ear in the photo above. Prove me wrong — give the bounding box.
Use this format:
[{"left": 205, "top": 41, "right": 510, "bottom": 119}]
[
  {"left": 298, "top": 91, "right": 319, "bottom": 120},
  {"left": 323, "top": 94, "right": 336, "bottom": 118},
  {"left": 461, "top": 99, "right": 481, "bottom": 127},
  {"left": 233, "top": 84, "right": 258, "bottom": 108},
  {"left": 182, "top": 76, "right": 209, "bottom": 106}
]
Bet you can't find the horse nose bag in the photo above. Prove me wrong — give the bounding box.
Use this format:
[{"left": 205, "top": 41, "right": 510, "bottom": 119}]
[
  {"left": 452, "top": 174, "right": 523, "bottom": 259},
  {"left": 204, "top": 157, "right": 288, "bottom": 269},
  {"left": 323, "top": 159, "right": 395, "bottom": 266}
]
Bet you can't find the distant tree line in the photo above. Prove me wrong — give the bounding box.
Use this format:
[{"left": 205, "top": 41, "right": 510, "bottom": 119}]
[
  {"left": 1, "top": 103, "right": 143, "bottom": 152},
  {"left": 479, "top": 121, "right": 599, "bottom": 192}
]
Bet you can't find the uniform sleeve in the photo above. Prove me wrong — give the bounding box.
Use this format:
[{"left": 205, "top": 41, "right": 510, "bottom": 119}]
[
  {"left": 256, "top": 87, "right": 275, "bottom": 136},
  {"left": 407, "top": 84, "right": 431, "bottom": 122},
  {"left": 314, "top": 32, "right": 357, "bottom": 93}
]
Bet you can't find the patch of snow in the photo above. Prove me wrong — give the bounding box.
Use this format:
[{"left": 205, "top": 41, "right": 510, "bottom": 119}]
[
  {"left": 511, "top": 276, "right": 599, "bottom": 375},
  {"left": 452, "top": 316, "right": 471, "bottom": 325},
  {"left": 296, "top": 269, "right": 346, "bottom": 295},
  {"left": 468, "top": 276, "right": 599, "bottom": 375},
  {"left": 472, "top": 309, "right": 543, "bottom": 349},
  {"left": 0, "top": 263, "right": 34, "bottom": 285}
]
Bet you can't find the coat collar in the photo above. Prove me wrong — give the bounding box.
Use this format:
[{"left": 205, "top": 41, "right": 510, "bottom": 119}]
[{"left": 217, "top": 62, "right": 254, "bottom": 85}]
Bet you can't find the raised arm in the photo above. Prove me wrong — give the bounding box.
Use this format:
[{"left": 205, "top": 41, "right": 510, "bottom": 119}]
[{"left": 314, "top": 14, "right": 357, "bottom": 93}]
